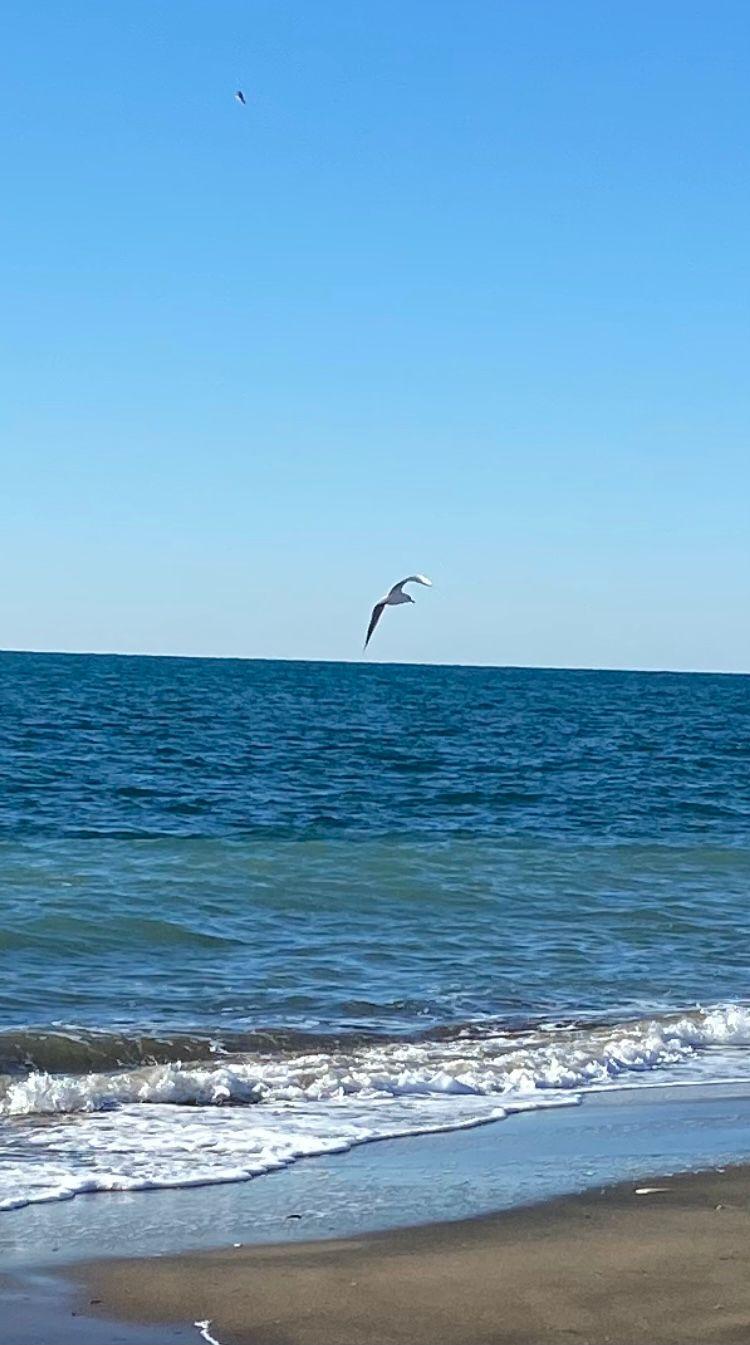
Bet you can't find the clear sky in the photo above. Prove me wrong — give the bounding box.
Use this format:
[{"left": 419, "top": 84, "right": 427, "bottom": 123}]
[{"left": 2, "top": 2, "right": 748, "bottom": 670}]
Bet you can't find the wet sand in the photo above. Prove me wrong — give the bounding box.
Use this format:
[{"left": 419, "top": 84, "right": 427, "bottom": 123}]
[{"left": 77, "top": 1164, "right": 750, "bottom": 1345}]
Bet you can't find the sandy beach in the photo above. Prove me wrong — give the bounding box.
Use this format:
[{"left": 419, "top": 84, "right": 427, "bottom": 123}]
[{"left": 62, "top": 1163, "right": 750, "bottom": 1345}]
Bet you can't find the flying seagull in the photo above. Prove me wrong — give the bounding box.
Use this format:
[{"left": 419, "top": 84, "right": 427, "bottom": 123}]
[
  {"left": 364, "top": 575, "right": 432, "bottom": 650},
  {"left": 235, "top": 89, "right": 246, "bottom": 105}
]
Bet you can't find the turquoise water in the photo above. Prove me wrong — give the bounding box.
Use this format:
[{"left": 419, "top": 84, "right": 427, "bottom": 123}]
[{"left": 0, "top": 652, "right": 748, "bottom": 1210}]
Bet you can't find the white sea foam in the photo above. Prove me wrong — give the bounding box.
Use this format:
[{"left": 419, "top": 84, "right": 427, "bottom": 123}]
[{"left": 1, "top": 1004, "right": 749, "bottom": 1212}]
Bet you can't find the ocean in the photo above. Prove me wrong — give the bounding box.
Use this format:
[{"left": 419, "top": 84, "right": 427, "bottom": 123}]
[{"left": 1, "top": 652, "right": 749, "bottom": 1215}]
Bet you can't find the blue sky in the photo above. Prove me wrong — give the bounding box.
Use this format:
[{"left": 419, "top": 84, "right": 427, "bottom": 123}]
[{"left": 2, "top": 1, "right": 748, "bottom": 670}]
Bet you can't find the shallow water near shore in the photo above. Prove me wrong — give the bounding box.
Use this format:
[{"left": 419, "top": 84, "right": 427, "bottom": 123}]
[{"left": 2, "top": 1082, "right": 750, "bottom": 1270}]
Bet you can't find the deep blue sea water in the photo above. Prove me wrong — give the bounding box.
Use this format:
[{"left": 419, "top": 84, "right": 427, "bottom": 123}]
[{"left": 1, "top": 652, "right": 749, "bottom": 1211}]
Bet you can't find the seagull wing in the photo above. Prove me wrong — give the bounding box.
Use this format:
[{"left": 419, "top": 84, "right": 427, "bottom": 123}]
[
  {"left": 387, "top": 574, "right": 432, "bottom": 598},
  {"left": 364, "top": 601, "right": 386, "bottom": 649},
  {"left": 235, "top": 90, "right": 246, "bottom": 104}
]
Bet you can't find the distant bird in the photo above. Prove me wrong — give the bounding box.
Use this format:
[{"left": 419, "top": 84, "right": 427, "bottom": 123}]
[
  {"left": 364, "top": 575, "right": 432, "bottom": 650},
  {"left": 235, "top": 89, "right": 246, "bottom": 105}
]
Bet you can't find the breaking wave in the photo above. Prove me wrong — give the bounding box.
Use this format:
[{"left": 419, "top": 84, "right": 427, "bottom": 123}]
[
  {"left": 3, "top": 1003, "right": 750, "bottom": 1119},
  {"left": 1, "top": 1003, "right": 749, "bottom": 1211}
]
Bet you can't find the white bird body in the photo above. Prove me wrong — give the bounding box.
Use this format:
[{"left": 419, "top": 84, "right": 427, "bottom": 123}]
[{"left": 364, "top": 575, "right": 432, "bottom": 649}]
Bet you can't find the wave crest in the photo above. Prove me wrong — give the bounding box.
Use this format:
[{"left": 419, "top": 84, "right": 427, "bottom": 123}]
[{"left": 3, "top": 1003, "right": 749, "bottom": 1118}]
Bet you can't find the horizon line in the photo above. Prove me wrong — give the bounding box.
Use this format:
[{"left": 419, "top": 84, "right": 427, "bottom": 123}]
[{"left": 1, "top": 647, "right": 747, "bottom": 678}]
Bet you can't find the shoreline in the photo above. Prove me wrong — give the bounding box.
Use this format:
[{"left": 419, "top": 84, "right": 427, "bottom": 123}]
[
  {"left": 60, "top": 1163, "right": 750, "bottom": 1344},
  {"left": 5, "top": 1080, "right": 750, "bottom": 1270},
  {"left": 4, "top": 1081, "right": 750, "bottom": 1342}
]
